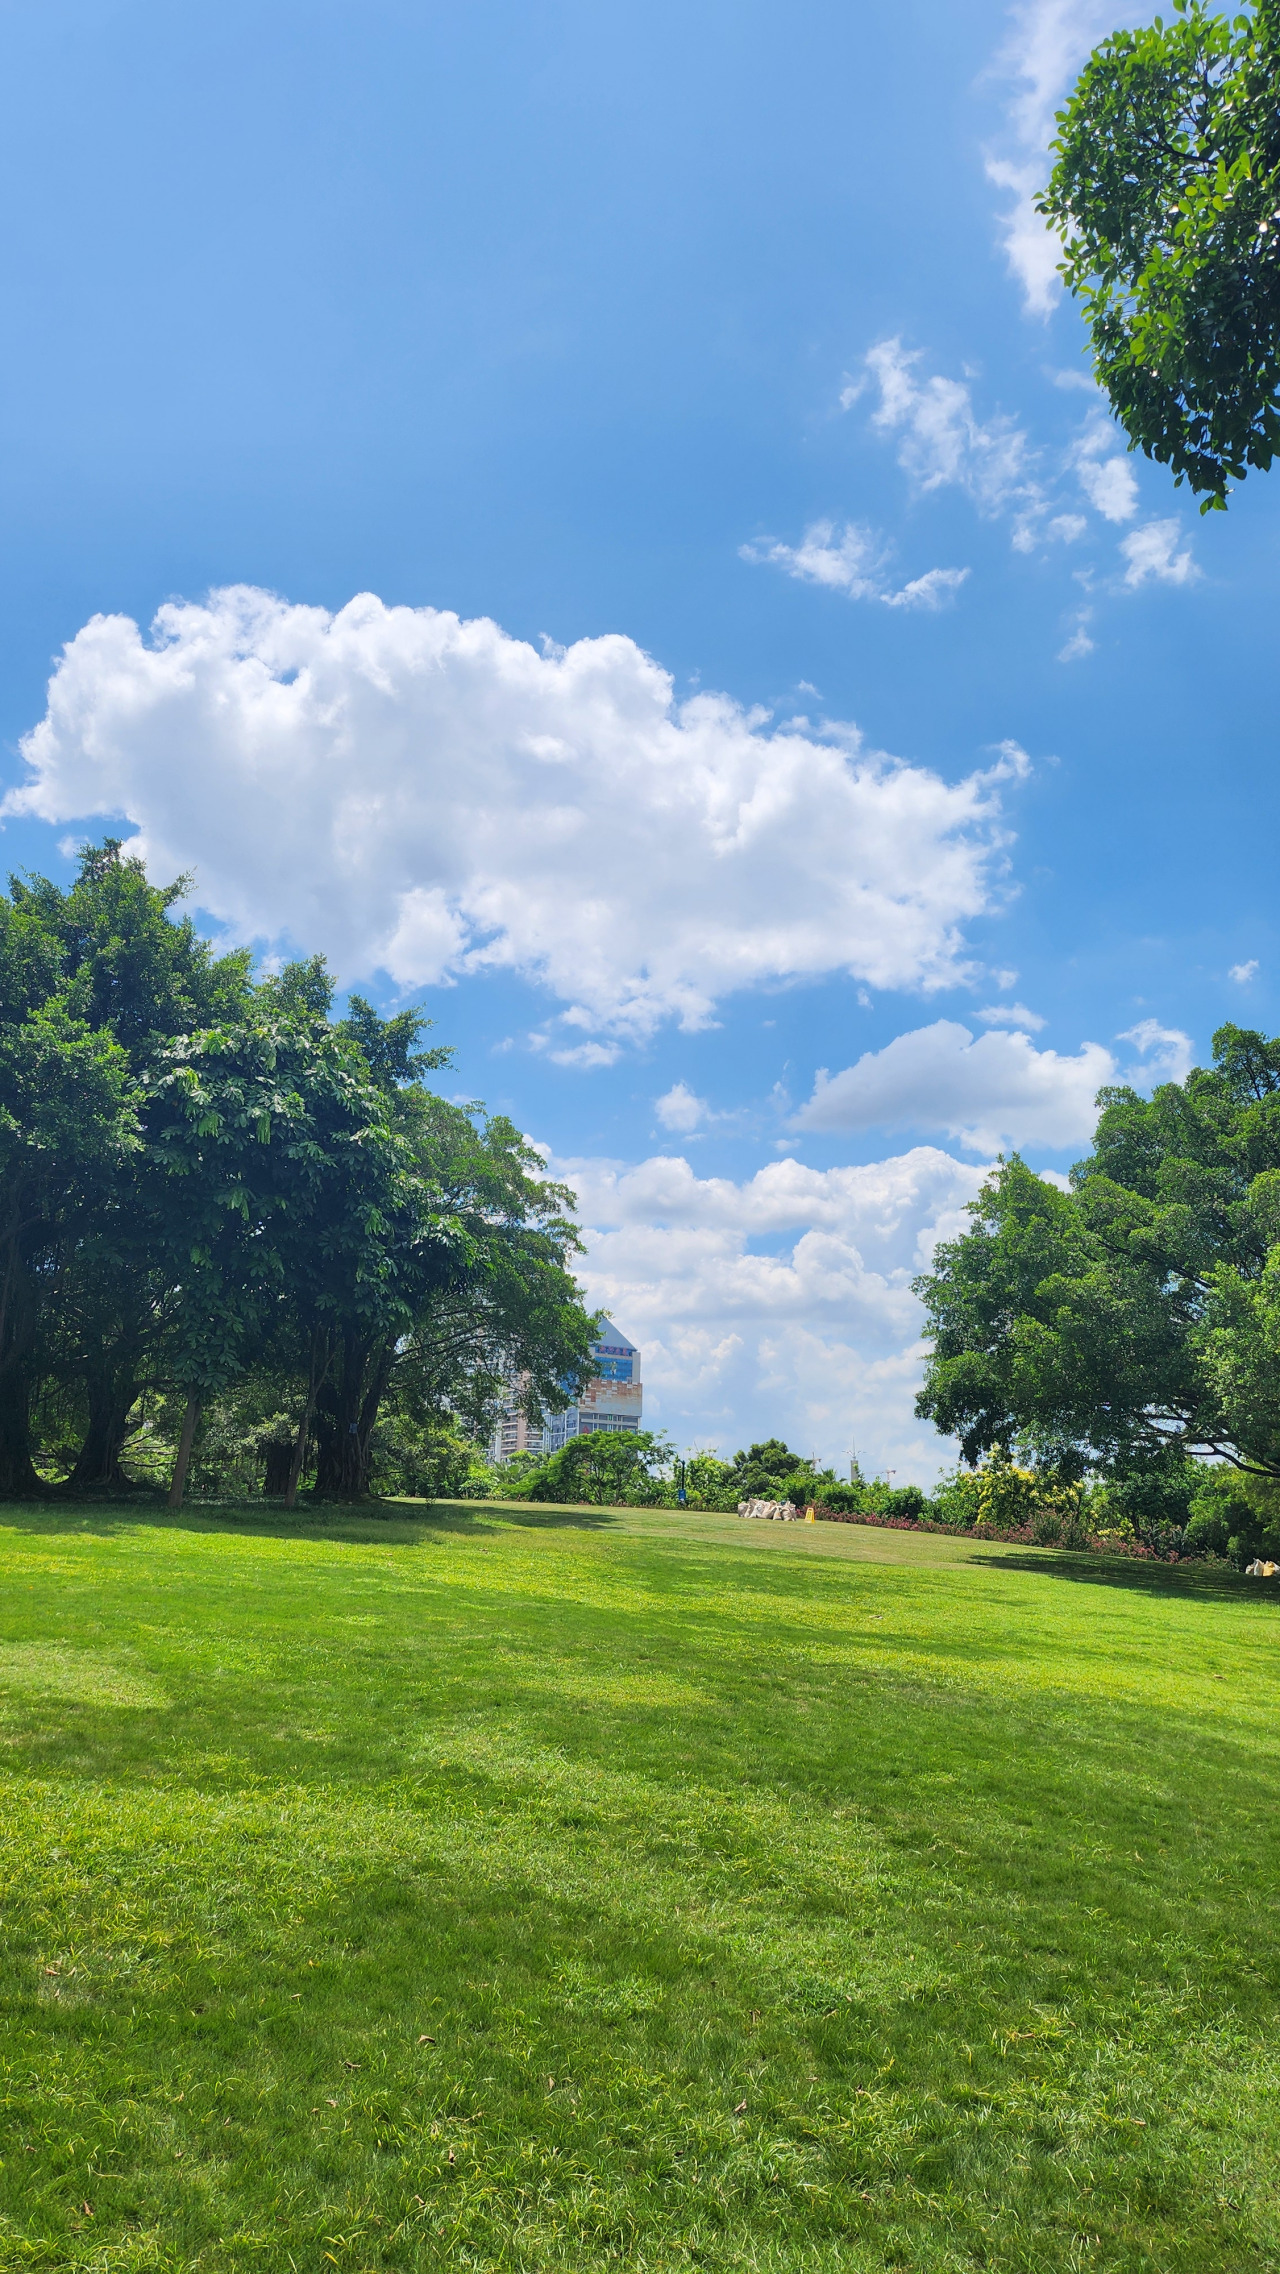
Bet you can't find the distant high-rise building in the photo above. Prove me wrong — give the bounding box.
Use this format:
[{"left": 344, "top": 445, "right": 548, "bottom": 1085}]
[
  {"left": 488, "top": 1322, "right": 643, "bottom": 1462},
  {"left": 542, "top": 1323, "right": 642, "bottom": 1451},
  {"left": 488, "top": 1389, "right": 541, "bottom": 1465}
]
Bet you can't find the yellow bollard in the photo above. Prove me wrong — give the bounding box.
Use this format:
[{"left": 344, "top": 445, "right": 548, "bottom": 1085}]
[{"left": 805, "top": 1504, "right": 816, "bottom": 1523}]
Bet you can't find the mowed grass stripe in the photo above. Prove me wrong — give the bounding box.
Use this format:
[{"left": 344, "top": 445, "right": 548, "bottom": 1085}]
[{"left": 0, "top": 1502, "right": 1276, "bottom": 2270}]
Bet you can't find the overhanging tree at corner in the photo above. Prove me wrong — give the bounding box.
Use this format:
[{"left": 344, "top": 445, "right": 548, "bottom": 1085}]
[
  {"left": 1040, "top": 0, "right": 1280, "bottom": 509},
  {"left": 914, "top": 1025, "right": 1280, "bottom": 1484}
]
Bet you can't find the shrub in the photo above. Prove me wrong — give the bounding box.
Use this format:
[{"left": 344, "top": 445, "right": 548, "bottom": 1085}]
[
  {"left": 976, "top": 1446, "right": 1039, "bottom": 1534},
  {"left": 1094, "top": 1458, "right": 1198, "bottom": 1553},
  {"left": 526, "top": 1429, "right": 673, "bottom": 1507},
  {"left": 1183, "top": 1504, "right": 1232, "bottom": 1558},
  {"left": 931, "top": 1468, "right": 983, "bottom": 1530}
]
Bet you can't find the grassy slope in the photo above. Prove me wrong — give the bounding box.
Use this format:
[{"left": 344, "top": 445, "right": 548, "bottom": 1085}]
[{"left": 0, "top": 1502, "right": 1276, "bottom": 2273}]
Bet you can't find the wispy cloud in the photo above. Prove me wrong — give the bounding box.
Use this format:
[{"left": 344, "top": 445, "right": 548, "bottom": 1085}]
[
  {"left": 1117, "top": 1018, "right": 1194, "bottom": 1082},
  {"left": 1058, "top": 605, "right": 1095, "bottom": 662},
  {"left": 985, "top": 1, "right": 1153, "bottom": 317},
  {"left": 975, "top": 1001, "right": 1046, "bottom": 1030},
  {"left": 851, "top": 339, "right": 1041, "bottom": 526},
  {"left": 1120, "top": 520, "right": 1199, "bottom": 589},
  {"left": 1073, "top": 412, "right": 1140, "bottom": 522},
  {"left": 1229, "top": 960, "right": 1259, "bottom": 984},
  {"left": 740, "top": 520, "right": 969, "bottom": 610},
  {"left": 847, "top": 337, "right": 1197, "bottom": 599}
]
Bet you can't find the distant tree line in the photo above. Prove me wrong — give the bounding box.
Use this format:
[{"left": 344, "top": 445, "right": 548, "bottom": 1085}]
[
  {"left": 0, "top": 842, "right": 598, "bottom": 1504},
  {"left": 448, "top": 1424, "right": 1273, "bottom": 1564}
]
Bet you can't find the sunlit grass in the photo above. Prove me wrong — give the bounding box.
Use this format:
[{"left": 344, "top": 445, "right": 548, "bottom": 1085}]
[{"left": 0, "top": 1498, "right": 1276, "bottom": 2270}]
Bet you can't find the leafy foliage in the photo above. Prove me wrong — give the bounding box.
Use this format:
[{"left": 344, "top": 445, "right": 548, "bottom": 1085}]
[
  {"left": 524, "top": 1428, "right": 674, "bottom": 1506},
  {"left": 0, "top": 843, "right": 598, "bottom": 1502},
  {"left": 915, "top": 1023, "right": 1280, "bottom": 1555},
  {"left": 1040, "top": 0, "right": 1280, "bottom": 508}
]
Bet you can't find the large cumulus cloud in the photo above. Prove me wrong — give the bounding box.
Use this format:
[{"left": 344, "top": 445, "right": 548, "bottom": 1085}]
[
  {"left": 555, "top": 1144, "right": 991, "bottom": 1482},
  {"left": 7, "top": 584, "right": 1026, "bottom": 1043}
]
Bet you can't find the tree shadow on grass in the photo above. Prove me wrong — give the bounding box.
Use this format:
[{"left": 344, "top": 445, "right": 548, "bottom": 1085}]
[
  {"left": 0, "top": 1495, "right": 619, "bottom": 1550},
  {"left": 972, "top": 1549, "right": 1259, "bottom": 1605},
  {"left": 450, "top": 1499, "right": 619, "bottom": 1533}
]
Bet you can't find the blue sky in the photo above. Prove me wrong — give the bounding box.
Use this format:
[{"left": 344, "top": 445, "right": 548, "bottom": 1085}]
[{"left": 0, "top": 0, "right": 1274, "bottom": 1478}]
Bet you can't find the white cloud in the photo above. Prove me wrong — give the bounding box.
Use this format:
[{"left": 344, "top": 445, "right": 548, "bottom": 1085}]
[
  {"left": 1229, "top": 960, "right": 1259, "bottom": 985},
  {"left": 1058, "top": 607, "right": 1095, "bottom": 662},
  {"left": 555, "top": 1144, "right": 991, "bottom": 1483},
  {"left": 1120, "top": 520, "right": 1198, "bottom": 588},
  {"left": 545, "top": 1039, "right": 621, "bottom": 1070},
  {"left": 740, "top": 521, "right": 968, "bottom": 610},
  {"left": 796, "top": 1018, "right": 1114, "bottom": 1153},
  {"left": 1073, "top": 414, "right": 1140, "bottom": 522},
  {"left": 856, "top": 340, "right": 1040, "bottom": 522},
  {"left": 884, "top": 566, "right": 971, "bottom": 611},
  {"left": 985, "top": 1, "right": 1156, "bottom": 316},
  {"left": 6, "top": 586, "right": 1031, "bottom": 1045},
  {"left": 851, "top": 340, "right": 1200, "bottom": 582},
  {"left": 975, "top": 1000, "right": 1045, "bottom": 1030},
  {"left": 655, "top": 1082, "right": 710, "bottom": 1134},
  {"left": 1117, "top": 1019, "right": 1194, "bottom": 1083},
  {"left": 1077, "top": 458, "right": 1139, "bottom": 523}
]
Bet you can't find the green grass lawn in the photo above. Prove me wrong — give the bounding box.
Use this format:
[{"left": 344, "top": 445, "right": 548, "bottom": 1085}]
[{"left": 0, "top": 1499, "right": 1277, "bottom": 2273}]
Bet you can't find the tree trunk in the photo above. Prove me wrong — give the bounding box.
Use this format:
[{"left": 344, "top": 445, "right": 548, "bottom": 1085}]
[
  {"left": 0, "top": 1371, "right": 43, "bottom": 1498},
  {"left": 263, "top": 1437, "right": 293, "bottom": 1496},
  {"left": 0, "top": 1227, "right": 42, "bottom": 1499},
  {"left": 284, "top": 1327, "right": 331, "bottom": 1510},
  {"left": 167, "top": 1394, "right": 201, "bottom": 1510},
  {"left": 312, "top": 1334, "right": 391, "bottom": 1500},
  {"left": 283, "top": 1404, "right": 313, "bottom": 1510},
  {"left": 66, "top": 1372, "right": 137, "bottom": 1493}
]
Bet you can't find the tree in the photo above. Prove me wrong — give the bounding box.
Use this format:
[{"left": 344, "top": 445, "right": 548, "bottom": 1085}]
[
  {"left": 0, "top": 843, "right": 256, "bottom": 1492},
  {"left": 1040, "top": 0, "right": 1280, "bottom": 509},
  {"left": 0, "top": 844, "right": 601, "bottom": 1506},
  {"left": 914, "top": 1025, "right": 1280, "bottom": 1483},
  {"left": 0, "top": 1003, "right": 140, "bottom": 1494},
  {"left": 526, "top": 1428, "right": 672, "bottom": 1507},
  {"left": 723, "top": 1440, "right": 808, "bottom": 1500},
  {"left": 307, "top": 1086, "right": 598, "bottom": 1501},
  {"left": 142, "top": 1016, "right": 333, "bottom": 1507}
]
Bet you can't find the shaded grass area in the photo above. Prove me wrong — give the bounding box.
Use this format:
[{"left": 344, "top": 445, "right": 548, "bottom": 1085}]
[{"left": 0, "top": 1499, "right": 1276, "bottom": 2270}]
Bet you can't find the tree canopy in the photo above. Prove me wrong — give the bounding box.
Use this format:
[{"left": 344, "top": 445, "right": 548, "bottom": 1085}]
[
  {"left": 1040, "top": 0, "right": 1280, "bottom": 508},
  {"left": 0, "top": 843, "right": 599, "bottom": 1502},
  {"left": 914, "top": 1024, "right": 1280, "bottom": 1483}
]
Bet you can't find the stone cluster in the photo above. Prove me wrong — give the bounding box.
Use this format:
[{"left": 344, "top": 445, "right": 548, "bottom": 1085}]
[{"left": 737, "top": 1498, "right": 800, "bottom": 1522}]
